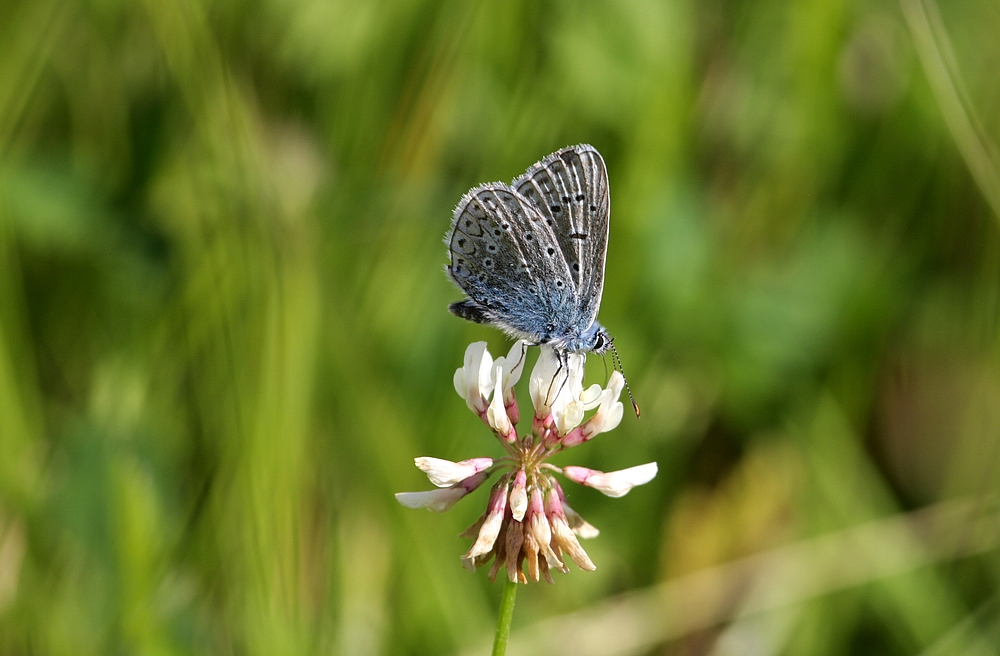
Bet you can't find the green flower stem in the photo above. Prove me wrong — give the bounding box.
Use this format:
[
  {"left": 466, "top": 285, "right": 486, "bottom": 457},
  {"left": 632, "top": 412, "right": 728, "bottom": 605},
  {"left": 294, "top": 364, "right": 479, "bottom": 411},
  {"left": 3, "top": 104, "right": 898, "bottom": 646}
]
[{"left": 491, "top": 579, "right": 518, "bottom": 656}]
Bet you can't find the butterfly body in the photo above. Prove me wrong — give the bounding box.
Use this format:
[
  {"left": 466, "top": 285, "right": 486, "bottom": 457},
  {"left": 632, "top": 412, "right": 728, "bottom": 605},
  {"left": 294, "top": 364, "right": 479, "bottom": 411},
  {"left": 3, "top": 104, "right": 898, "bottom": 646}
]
[{"left": 446, "top": 144, "right": 612, "bottom": 355}]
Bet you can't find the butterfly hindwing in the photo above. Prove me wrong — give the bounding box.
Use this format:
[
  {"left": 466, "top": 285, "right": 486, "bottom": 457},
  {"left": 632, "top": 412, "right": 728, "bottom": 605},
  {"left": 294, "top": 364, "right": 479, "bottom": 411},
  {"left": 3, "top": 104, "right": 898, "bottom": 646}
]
[{"left": 512, "top": 144, "right": 610, "bottom": 329}]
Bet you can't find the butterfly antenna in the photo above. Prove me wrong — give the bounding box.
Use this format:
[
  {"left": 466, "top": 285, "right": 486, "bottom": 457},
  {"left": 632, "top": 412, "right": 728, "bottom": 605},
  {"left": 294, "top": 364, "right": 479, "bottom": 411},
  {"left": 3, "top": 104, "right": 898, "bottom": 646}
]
[{"left": 609, "top": 341, "right": 640, "bottom": 418}]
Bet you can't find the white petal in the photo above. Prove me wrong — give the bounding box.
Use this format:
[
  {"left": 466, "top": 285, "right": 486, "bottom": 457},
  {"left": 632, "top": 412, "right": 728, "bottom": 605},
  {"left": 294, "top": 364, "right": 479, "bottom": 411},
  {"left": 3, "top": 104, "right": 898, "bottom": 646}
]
[
  {"left": 580, "top": 383, "right": 603, "bottom": 407},
  {"left": 415, "top": 456, "right": 493, "bottom": 487},
  {"left": 562, "top": 503, "right": 600, "bottom": 538},
  {"left": 528, "top": 346, "right": 561, "bottom": 413},
  {"left": 509, "top": 470, "right": 528, "bottom": 522},
  {"left": 598, "top": 402, "right": 624, "bottom": 433},
  {"left": 477, "top": 348, "right": 495, "bottom": 396},
  {"left": 456, "top": 342, "right": 491, "bottom": 410},
  {"left": 395, "top": 488, "right": 466, "bottom": 512},
  {"left": 571, "top": 462, "right": 658, "bottom": 498},
  {"left": 497, "top": 340, "right": 528, "bottom": 392},
  {"left": 555, "top": 400, "right": 585, "bottom": 435},
  {"left": 486, "top": 365, "right": 513, "bottom": 436},
  {"left": 582, "top": 372, "right": 625, "bottom": 437}
]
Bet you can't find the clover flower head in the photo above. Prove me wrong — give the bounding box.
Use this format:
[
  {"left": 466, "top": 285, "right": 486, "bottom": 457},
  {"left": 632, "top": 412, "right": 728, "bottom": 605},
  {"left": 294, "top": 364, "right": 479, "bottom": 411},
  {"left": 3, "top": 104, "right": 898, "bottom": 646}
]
[{"left": 397, "top": 342, "right": 656, "bottom": 583}]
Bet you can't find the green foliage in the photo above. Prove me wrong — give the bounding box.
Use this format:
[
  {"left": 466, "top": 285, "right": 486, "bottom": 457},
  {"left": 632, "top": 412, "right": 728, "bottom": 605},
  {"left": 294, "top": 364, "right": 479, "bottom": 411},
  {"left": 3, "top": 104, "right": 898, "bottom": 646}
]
[{"left": 1, "top": 0, "right": 999, "bottom": 654}]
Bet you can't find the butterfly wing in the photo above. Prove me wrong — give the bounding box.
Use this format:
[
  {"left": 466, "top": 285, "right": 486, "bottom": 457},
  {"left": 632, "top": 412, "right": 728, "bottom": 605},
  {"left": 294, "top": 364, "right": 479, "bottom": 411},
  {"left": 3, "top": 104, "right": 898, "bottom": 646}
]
[
  {"left": 512, "top": 144, "right": 610, "bottom": 329},
  {"left": 447, "top": 183, "right": 578, "bottom": 341}
]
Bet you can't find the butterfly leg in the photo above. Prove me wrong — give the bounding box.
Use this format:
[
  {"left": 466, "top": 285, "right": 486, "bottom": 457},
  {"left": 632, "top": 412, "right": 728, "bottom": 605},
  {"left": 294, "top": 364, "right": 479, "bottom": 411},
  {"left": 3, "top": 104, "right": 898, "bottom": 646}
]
[{"left": 544, "top": 349, "right": 571, "bottom": 409}]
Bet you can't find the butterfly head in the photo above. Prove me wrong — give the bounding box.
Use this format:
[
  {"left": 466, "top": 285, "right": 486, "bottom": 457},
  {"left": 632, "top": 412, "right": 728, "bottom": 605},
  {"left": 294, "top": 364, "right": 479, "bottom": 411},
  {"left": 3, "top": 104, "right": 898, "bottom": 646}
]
[{"left": 590, "top": 328, "right": 612, "bottom": 355}]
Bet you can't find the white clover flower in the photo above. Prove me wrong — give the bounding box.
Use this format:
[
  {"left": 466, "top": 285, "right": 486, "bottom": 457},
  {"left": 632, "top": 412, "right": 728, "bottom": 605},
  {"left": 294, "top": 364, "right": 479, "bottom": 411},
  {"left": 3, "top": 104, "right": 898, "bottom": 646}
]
[{"left": 398, "top": 342, "right": 656, "bottom": 583}]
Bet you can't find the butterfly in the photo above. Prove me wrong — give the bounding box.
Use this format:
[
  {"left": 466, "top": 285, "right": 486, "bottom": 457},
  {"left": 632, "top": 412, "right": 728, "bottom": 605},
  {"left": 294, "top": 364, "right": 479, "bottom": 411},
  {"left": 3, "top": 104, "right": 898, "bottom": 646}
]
[
  {"left": 445, "top": 145, "right": 637, "bottom": 414},
  {"left": 446, "top": 144, "right": 611, "bottom": 351}
]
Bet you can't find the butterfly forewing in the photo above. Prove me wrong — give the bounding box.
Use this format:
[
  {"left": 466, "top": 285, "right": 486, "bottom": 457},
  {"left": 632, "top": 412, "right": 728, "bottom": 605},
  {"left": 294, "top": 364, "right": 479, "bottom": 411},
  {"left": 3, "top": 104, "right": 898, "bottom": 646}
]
[
  {"left": 447, "top": 183, "right": 576, "bottom": 340},
  {"left": 512, "top": 144, "right": 610, "bottom": 328}
]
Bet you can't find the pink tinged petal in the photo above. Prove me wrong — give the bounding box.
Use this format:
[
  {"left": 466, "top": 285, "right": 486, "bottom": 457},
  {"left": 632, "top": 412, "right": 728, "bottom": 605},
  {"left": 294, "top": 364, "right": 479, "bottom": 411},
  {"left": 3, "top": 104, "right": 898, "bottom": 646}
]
[
  {"left": 529, "top": 488, "right": 566, "bottom": 572},
  {"left": 559, "top": 426, "right": 586, "bottom": 449},
  {"left": 461, "top": 479, "right": 509, "bottom": 568},
  {"left": 563, "top": 462, "right": 658, "bottom": 498},
  {"left": 509, "top": 470, "right": 528, "bottom": 521},
  {"left": 415, "top": 457, "right": 493, "bottom": 487},
  {"left": 533, "top": 413, "right": 555, "bottom": 445},
  {"left": 544, "top": 488, "right": 595, "bottom": 571},
  {"left": 505, "top": 397, "right": 520, "bottom": 427},
  {"left": 487, "top": 366, "right": 515, "bottom": 440},
  {"left": 486, "top": 517, "right": 509, "bottom": 582},
  {"left": 395, "top": 470, "right": 490, "bottom": 512}
]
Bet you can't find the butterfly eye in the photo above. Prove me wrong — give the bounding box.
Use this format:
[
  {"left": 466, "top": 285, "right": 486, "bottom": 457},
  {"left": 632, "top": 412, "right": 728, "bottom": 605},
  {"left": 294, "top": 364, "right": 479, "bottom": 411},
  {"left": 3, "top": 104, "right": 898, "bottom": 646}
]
[{"left": 546, "top": 247, "right": 555, "bottom": 256}]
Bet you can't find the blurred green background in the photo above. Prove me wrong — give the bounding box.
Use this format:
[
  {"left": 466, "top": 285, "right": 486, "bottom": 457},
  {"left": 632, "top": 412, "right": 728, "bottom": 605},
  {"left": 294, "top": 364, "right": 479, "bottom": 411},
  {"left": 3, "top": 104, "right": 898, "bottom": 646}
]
[{"left": 2, "top": 0, "right": 1000, "bottom": 654}]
